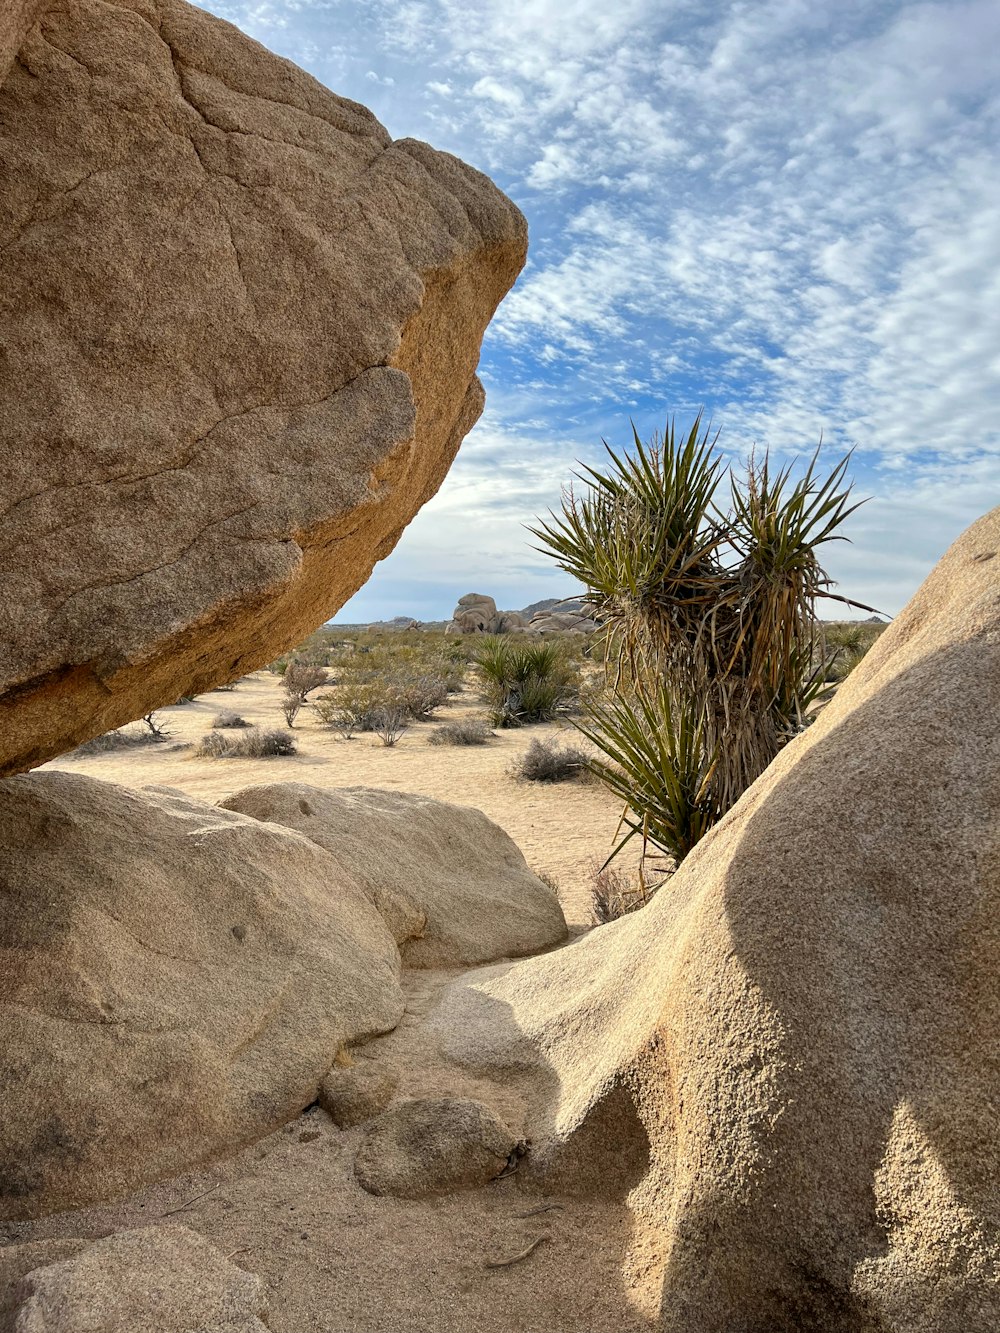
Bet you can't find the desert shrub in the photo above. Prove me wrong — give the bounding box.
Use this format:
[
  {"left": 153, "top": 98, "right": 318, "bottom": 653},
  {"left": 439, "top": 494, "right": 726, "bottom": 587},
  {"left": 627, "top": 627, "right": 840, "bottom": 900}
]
[
  {"left": 531, "top": 416, "right": 872, "bottom": 866},
  {"left": 196, "top": 727, "right": 296, "bottom": 758},
  {"left": 428, "top": 719, "right": 494, "bottom": 746},
  {"left": 313, "top": 669, "right": 449, "bottom": 732},
  {"left": 281, "top": 697, "right": 302, "bottom": 727},
  {"left": 212, "top": 710, "right": 250, "bottom": 728},
  {"left": 314, "top": 678, "right": 399, "bottom": 733},
  {"left": 282, "top": 660, "right": 330, "bottom": 701},
  {"left": 389, "top": 673, "right": 450, "bottom": 720},
  {"left": 373, "top": 708, "right": 408, "bottom": 747},
  {"left": 819, "top": 620, "right": 886, "bottom": 683},
  {"left": 474, "top": 637, "right": 578, "bottom": 727},
  {"left": 511, "top": 737, "right": 592, "bottom": 783},
  {"left": 589, "top": 860, "right": 662, "bottom": 925}
]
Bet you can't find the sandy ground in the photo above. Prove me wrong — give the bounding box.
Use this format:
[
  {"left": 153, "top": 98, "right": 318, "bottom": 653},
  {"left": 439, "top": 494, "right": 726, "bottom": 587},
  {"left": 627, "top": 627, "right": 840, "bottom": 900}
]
[
  {"left": 10, "top": 671, "right": 660, "bottom": 1330},
  {"left": 43, "top": 670, "right": 639, "bottom": 927}
]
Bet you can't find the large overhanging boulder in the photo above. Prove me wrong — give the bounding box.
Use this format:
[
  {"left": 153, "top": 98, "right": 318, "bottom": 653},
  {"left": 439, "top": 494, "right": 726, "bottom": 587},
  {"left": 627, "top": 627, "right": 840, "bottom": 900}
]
[
  {"left": 434, "top": 508, "right": 1000, "bottom": 1331},
  {"left": 0, "top": 0, "right": 527, "bottom": 776}
]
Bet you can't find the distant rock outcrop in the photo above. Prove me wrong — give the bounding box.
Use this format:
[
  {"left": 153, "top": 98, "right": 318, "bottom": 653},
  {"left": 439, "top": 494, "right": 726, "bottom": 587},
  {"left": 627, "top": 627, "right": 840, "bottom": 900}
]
[
  {"left": 0, "top": 0, "right": 526, "bottom": 776},
  {"left": 435, "top": 508, "right": 1000, "bottom": 1331},
  {"left": 445, "top": 592, "right": 594, "bottom": 635}
]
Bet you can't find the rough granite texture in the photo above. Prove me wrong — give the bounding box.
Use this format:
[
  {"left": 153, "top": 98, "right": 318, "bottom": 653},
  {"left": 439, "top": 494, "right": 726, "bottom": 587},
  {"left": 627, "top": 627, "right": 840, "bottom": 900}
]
[
  {"left": 354, "top": 1097, "right": 518, "bottom": 1199},
  {"left": 0, "top": 773, "right": 404, "bottom": 1219},
  {"left": 0, "top": 0, "right": 527, "bottom": 776},
  {"left": 220, "top": 783, "right": 568, "bottom": 966},
  {"left": 434, "top": 507, "right": 1000, "bottom": 1332},
  {"left": 4, "top": 1226, "right": 270, "bottom": 1331}
]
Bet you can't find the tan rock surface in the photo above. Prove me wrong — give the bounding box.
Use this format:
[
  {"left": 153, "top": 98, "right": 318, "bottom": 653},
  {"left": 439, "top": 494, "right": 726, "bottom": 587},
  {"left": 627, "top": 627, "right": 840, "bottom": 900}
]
[
  {"left": 220, "top": 782, "right": 568, "bottom": 966},
  {"left": 0, "top": 771, "right": 403, "bottom": 1220},
  {"left": 434, "top": 507, "right": 1000, "bottom": 1330},
  {"left": 354, "top": 1097, "right": 518, "bottom": 1198},
  {"left": 0, "top": 0, "right": 526, "bottom": 776},
  {"left": 0, "top": 0, "right": 47, "bottom": 83},
  {"left": 5, "top": 1225, "right": 269, "bottom": 1332}
]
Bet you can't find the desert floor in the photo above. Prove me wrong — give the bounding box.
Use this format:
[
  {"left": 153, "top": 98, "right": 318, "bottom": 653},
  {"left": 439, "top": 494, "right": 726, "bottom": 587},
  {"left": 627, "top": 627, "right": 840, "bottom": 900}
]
[{"left": 43, "top": 669, "right": 641, "bottom": 928}]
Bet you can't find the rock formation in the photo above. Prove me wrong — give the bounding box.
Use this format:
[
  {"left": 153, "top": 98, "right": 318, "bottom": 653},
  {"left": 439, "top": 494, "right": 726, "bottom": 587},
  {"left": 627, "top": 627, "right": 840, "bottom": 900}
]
[
  {"left": 0, "top": 0, "right": 526, "bottom": 776},
  {"left": 220, "top": 783, "right": 568, "bottom": 966},
  {"left": 354, "top": 1097, "right": 519, "bottom": 1199},
  {"left": 4, "top": 1226, "right": 269, "bottom": 1332},
  {"left": 434, "top": 507, "right": 1000, "bottom": 1331},
  {"left": 445, "top": 592, "right": 596, "bottom": 635},
  {"left": 0, "top": 773, "right": 567, "bottom": 1219},
  {"left": 0, "top": 773, "right": 404, "bottom": 1219}
]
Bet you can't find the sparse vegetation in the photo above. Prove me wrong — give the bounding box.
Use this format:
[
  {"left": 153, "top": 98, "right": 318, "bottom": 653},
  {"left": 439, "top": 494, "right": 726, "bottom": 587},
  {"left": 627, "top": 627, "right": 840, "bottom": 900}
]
[
  {"left": 314, "top": 669, "right": 449, "bottom": 733},
  {"left": 474, "top": 636, "right": 578, "bottom": 727},
  {"left": 212, "top": 710, "right": 250, "bottom": 729},
  {"left": 531, "top": 415, "right": 872, "bottom": 866},
  {"left": 511, "top": 736, "right": 592, "bottom": 783},
  {"left": 373, "top": 708, "right": 408, "bottom": 747},
  {"left": 196, "top": 727, "right": 296, "bottom": 758},
  {"left": 282, "top": 660, "right": 330, "bottom": 702},
  {"left": 588, "top": 859, "right": 664, "bottom": 925},
  {"left": 428, "top": 719, "right": 495, "bottom": 746},
  {"left": 73, "top": 712, "right": 170, "bottom": 755}
]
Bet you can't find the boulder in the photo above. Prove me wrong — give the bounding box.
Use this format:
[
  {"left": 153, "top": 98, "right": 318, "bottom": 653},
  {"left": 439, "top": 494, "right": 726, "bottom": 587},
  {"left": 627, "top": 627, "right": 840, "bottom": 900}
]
[
  {"left": 4, "top": 1226, "right": 269, "bottom": 1332},
  {"left": 434, "top": 508, "right": 1000, "bottom": 1331},
  {"left": 354, "top": 1097, "right": 518, "bottom": 1198},
  {"left": 319, "top": 1062, "right": 398, "bottom": 1129},
  {"left": 219, "top": 783, "right": 568, "bottom": 966},
  {"left": 0, "top": 772, "right": 403, "bottom": 1219},
  {"left": 0, "top": 0, "right": 526, "bottom": 776},
  {"left": 448, "top": 594, "right": 501, "bottom": 634}
]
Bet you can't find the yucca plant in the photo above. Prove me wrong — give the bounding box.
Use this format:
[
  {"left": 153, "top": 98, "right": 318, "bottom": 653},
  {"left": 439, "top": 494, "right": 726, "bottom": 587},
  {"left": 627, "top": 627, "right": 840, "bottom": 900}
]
[
  {"left": 474, "top": 636, "right": 577, "bottom": 727},
  {"left": 530, "top": 416, "right": 873, "bottom": 866}
]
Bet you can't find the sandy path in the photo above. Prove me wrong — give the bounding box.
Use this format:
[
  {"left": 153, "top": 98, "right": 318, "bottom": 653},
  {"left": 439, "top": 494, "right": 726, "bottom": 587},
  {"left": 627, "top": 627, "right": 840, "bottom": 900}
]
[{"left": 44, "top": 671, "right": 639, "bottom": 926}]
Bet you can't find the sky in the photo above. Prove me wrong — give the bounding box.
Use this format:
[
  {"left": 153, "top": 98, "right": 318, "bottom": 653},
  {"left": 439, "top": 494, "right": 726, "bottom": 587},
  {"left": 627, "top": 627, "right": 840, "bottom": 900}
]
[{"left": 199, "top": 0, "right": 1000, "bottom": 622}]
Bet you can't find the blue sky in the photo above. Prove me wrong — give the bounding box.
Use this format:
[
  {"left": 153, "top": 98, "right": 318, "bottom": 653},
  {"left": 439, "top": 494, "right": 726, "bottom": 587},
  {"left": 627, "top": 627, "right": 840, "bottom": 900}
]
[{"left": 200, "top": 0, "right": 1000, "bottom": 621}]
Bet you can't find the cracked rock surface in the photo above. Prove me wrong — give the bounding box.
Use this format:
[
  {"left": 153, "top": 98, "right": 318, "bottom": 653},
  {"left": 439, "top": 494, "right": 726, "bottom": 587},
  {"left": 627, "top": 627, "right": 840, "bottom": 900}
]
[{"left": 0, "top": 0, "right": 526, "bottom": 776}]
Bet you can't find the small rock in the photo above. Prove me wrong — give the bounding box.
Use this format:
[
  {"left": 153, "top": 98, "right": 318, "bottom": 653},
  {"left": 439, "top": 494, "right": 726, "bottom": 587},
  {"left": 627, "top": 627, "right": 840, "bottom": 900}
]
[
  {"left": 354, "top": 1097, "right": 519, "bottom": 1198},
  {"left": 319, "top": 1064, "right": 398, "bottom": 1129}
]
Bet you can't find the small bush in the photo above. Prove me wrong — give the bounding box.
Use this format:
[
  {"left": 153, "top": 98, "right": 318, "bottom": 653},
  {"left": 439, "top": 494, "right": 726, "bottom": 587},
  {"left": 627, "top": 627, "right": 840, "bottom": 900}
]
[
  {"left": 74, "top": 728, "right": 161, "bottom": 756},
  {"left": 392, "top": 673, "right": 449, "bottom": 721},
  {"left": 373, "top": 708, "right": 408, "bottom": 747},
  {"left": 196, "top": 727, "right": 297, "bottom": 758},
  {"left": 589, "top": 861, "right": 657, "bottom": 925},
  {"left": 282, "top": 660, "right": 330, "bottom": 701},
  {"left": 511, "top": 737, "right": 592, "bottom": 783},
  {"left": 73, "top": 712, "right": 170, "bottom": 755},
  {"left": 212, "top": 710, "right": 250, "bottom": 729},
  {"left": 428, "top": 719, "right": 494, "bottom": 746},
  {"left": 282, "top": 697, "right": 302, "bottom": 727}
]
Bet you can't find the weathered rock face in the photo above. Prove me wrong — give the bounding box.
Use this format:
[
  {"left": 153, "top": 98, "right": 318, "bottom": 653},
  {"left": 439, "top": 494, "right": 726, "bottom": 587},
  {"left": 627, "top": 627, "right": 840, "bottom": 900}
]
[
  {"left": 220, "top": 783, "right": 568, "bottom": 966},
  {"left": 0, "top": 0, "right": 527, "bottom": 777},
  {"left": 4, "top": 1226, "right": 270, "bottom": 1332},
  {"left": 0, "top": 772, "right": 403, "bottom": 1220},
  {"left": 445, "top": 593, "right": 528, "bottom": 635},
  {"left": 435, "top": 508, "right": 1000, "bottom": 1331}
]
